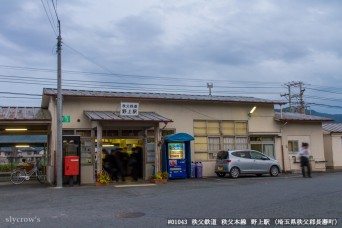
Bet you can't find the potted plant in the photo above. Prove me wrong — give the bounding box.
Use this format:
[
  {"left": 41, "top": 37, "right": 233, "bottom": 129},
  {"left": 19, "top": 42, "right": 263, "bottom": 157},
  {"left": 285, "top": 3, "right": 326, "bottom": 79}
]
[
  {"left": 96, "top": 170, "right": 111, "bottom": 186},
  {"left": 148, "top": 171, "right": 168, "bottom": 184}
]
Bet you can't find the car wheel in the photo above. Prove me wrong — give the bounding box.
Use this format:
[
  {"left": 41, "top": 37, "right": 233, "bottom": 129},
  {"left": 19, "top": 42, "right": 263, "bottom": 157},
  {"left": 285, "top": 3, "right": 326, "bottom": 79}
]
[
  {"left": 256, "top": 174, "right": 262, "bottom": 177},
  {"left": 216, "top": 172, "right": 226, "bottom": 178},
  {"left": 229, "top": 167, "right": 240, "bottom": 179},
  {"left": 270, "top": 166, "right": 279, "bottom": 177}
]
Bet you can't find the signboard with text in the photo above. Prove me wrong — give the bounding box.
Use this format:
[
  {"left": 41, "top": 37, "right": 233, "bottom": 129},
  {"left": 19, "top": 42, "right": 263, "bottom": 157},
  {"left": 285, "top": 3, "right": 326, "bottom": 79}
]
[
  {"left": 62, "top": 115, "right": 70, "bottom": 123},
  {"left": 120, "top": 102, "right": 139, "bottom": 116}
]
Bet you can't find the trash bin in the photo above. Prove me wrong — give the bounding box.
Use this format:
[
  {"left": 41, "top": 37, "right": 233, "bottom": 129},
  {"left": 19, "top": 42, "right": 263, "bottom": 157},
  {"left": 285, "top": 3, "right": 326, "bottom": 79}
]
[
  {"left": 191, "top": 162, "right": 196, "bottom": 178},
  {"left": 195, "top": 161, "right": 203, "bottom": 178}
]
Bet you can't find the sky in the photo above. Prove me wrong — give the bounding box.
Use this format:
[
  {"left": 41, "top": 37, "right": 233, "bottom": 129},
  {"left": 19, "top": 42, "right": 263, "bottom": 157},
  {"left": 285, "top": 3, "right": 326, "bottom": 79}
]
[{"left": 1, "top": 0, "right": 342, "bottom": 114}]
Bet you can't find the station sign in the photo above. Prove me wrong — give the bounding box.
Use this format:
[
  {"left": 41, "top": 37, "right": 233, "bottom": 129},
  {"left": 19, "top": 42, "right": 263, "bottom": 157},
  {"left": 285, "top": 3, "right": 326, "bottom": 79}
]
[{"left": 120, "top": 102, "right": 139, "bottom": 116}]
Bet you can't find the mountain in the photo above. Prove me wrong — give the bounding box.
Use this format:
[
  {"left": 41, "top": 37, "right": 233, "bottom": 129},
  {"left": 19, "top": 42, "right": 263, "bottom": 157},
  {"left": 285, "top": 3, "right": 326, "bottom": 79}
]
[
  {"left": 275, "top": 108, "right": 342, "bottom": 123},
  {"left": 308, "top": 110, "right": 342, "bottom": 123}
]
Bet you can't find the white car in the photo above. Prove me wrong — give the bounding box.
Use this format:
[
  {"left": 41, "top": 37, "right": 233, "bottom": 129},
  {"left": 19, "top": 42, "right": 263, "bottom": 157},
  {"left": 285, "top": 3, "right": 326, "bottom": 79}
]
[{"left": 215, "top": 150, "right": 281, "bottom": 178}]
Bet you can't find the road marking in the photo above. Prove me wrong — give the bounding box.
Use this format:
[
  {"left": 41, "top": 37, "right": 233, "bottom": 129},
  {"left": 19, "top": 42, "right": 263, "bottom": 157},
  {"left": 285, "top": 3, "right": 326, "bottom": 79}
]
[{"left": 114, "top": 183, "right": 156, "bottom": 188}]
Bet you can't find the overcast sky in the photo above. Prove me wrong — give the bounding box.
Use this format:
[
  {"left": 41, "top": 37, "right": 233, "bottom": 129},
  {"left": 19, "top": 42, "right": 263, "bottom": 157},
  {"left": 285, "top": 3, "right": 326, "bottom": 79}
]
[{"left": 1, "top": 0, "right": 342, "bottom": 114}]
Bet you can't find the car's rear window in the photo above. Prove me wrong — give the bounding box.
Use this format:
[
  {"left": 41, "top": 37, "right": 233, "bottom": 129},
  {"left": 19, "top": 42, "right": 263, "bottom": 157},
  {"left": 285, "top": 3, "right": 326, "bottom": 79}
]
[{"left": 217, "top": 150, "right": 228, "bottom": 159}]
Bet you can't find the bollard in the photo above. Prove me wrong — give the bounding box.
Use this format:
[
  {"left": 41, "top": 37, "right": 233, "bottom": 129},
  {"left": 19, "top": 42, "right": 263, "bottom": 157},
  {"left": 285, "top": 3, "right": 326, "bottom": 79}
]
[
  {"left": 69, "top": 176, "right": 74, "bottom": 187},
  {"left": 195, "top": 161, "right": 203, "bottom": 178},
  {"left": 191, "top": 162, "right": 196, "bottom": 178}
]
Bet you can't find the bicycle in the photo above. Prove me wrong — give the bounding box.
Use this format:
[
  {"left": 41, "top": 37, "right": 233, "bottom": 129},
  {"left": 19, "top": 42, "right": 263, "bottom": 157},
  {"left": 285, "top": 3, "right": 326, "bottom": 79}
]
[{"left": 10, "top": 162, "right": 46, "bottom": 184}]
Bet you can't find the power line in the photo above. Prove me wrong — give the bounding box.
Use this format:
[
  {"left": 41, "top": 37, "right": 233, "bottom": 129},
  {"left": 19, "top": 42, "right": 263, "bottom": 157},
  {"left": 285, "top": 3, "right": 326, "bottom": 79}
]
[
  {"left": 307, "top": 102, "right": 342, "bottom": 109},
  {"left": 51, "top": 0, "right": 59, "bottom": 20},
  {"left": 306, "top": 87, "right": 342, "bottom": 95},
  {"left": 0, "top": 96, "right": 41, "bottom": 100},
  {"left": 40, "top": 0, "right": 57, "bottom": 35},
  {"left": 0, "top": 64, "right": 284, "bottom": 86},
  {"left": 0, "top": 92, "right": 41, "bottom": 96},
  {"left": 0, "top": 73, "right": 284, "bottom": 90}
]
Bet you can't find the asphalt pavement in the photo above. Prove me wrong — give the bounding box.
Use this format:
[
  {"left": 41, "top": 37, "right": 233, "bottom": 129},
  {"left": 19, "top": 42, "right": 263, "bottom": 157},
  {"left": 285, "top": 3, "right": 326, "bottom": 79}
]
[{"left": 0, "top": 172, "right": 341, "bottom": 228}]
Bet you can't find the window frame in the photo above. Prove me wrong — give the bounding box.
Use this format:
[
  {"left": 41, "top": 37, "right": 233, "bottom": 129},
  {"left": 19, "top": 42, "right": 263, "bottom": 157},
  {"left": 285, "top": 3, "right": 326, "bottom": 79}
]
[
  {"left": 288, "top": 140, "right": 299, "bottom": 154},
  {"left": 194, "top": 120, "right": 248, "bottom": 160}
]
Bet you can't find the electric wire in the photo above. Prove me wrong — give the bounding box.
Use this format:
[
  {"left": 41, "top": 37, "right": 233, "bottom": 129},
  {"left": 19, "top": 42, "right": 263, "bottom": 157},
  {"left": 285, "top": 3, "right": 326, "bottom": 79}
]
[
  {"left": 46, "top": 0, "right": 57, "bottom": 30},
  {"left": 51, "top": 0, "right": 59, "bottom": 20},
  {"left": 40, "top": 0, "right": 57, "bottom": 36},
  {"left": 0, "top": 64, "right": 284, "bottom": 86},
  {"left": 0, "top": 65, "right": 340, "bottom": 105},
  {"left": 0, "top": 73, "right": 284, "bottom": 90}
]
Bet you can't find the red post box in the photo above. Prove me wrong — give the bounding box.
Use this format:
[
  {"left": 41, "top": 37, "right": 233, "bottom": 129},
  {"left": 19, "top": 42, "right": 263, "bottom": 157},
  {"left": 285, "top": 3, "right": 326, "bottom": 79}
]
[{"left": 64, "top": 156, "right": 79, "bottom": 176}]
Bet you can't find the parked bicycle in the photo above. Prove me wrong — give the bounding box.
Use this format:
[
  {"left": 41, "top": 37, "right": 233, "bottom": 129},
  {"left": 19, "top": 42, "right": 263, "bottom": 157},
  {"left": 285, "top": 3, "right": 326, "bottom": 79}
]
[{"left": 10, "top": 161, "right": 46, "bottom": 184}]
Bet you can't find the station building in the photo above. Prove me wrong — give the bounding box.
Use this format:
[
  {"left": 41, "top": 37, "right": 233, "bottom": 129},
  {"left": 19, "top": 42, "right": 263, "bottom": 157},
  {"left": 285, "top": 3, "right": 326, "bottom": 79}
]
[{"left": 0, "top": 88, "right": 332, "bottom": 185}]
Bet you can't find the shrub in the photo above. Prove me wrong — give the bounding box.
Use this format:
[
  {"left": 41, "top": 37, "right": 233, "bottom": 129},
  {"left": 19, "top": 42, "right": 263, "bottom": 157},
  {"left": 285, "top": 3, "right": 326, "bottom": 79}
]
[
  {"left": 0, "top": 164, "right": 13, "bottom": 172},
  {"left": 97, "top": 170, "right": 111, "bottom": 184},
  {"left": 149, "top": 171, "right": 168, "bottom": 180}
]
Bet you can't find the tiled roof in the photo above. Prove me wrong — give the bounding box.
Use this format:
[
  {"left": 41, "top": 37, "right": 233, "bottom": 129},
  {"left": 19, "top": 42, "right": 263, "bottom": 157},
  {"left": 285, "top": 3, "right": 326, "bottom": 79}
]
[
  {"left": 0, "top": 107, "right": 51, "bottom": 121},
  {"left": 274, "top": 112, "right": 333, "bottom": 122},
  {"left": 323, "top": 123, "right": 342, "bottom": 133},
  {"left": 43, "top": 88, "right": 286, "bottom": 105},
  {"left": 84, "top": 111, "right": 173, "bottom": 123}
]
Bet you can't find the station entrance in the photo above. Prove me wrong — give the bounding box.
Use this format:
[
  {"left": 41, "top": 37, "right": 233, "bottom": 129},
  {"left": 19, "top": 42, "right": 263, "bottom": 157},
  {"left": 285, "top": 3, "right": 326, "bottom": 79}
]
[{"left": 101, "top": 138, "right": 144, "bottom": 181}]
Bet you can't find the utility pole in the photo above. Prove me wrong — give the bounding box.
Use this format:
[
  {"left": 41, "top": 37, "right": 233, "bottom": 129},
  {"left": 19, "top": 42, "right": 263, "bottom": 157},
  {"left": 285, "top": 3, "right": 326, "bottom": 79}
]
[
  {"left": 281, "top": 83, "right": 292, "bottom": 112},
  {"left": 281, "top": 81, "right": 306, "bottom": 114},
  {"left": 299, "top": 82, "right": 305, "bottom": 114},
  {"left": 56, "top": 19, "right": 63, "bottom": 188}
]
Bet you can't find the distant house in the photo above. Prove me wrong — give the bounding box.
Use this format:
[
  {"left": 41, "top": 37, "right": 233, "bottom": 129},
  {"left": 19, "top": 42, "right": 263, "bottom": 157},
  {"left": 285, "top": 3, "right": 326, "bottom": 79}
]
[{"left": 323, "top": 123, "right": 342, "bottom": 170}]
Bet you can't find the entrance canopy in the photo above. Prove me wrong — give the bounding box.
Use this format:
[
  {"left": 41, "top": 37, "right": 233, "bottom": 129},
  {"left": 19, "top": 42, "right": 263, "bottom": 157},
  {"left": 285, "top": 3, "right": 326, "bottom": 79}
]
[
  {"left": 84, "top": 111, "right": 173, "bottom": 123},
  {"left": 163, "top": 133, "right": 194, "bottom": 142},
  {"left": 0, "top": 107, "right": 51, "bottom": 135}
]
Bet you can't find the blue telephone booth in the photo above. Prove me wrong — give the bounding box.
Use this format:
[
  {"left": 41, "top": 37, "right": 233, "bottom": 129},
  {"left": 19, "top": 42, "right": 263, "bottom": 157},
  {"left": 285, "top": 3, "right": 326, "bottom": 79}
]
[{"left": 162, "top": 133, "right": 194, "bottom": 179}]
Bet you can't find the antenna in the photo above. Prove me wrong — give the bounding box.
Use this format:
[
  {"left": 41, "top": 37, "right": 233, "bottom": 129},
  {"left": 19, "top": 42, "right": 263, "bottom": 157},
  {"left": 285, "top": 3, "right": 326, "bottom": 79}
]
[{"left": 207, "top": 83, "right": 213, "bottom": 96}]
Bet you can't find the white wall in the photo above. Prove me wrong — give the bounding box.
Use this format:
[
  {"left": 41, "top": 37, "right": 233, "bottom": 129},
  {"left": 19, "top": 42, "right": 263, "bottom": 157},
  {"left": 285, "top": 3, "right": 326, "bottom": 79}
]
[
  {"left": 280, "top": 123, "right": 326, "bottom": 172},
  {"left": 331, "top": 134, "right": 342, "bottom": 169},
  {"left": 323, "top": 134, "right": 333, "bottom": 168},
  {"left": 47, "top": 95, "right": 327, "bottom": 179}
]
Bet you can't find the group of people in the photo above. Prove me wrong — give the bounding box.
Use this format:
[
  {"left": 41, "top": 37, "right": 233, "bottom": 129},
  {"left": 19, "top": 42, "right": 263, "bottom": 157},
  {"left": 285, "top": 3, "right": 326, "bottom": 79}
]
[{"left": 102, "top": 147, "right": 142, "bottom": 182}]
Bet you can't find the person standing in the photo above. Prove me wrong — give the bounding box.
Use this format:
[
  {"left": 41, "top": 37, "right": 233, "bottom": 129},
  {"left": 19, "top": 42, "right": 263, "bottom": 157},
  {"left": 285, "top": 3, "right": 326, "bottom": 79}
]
[
  {"left": 299, "top": 142, "right": 311, "bottom": 178},
  {"left": 129, "top": 148, "right": 139, "bottom": 181},
  {"left": 114, "top": 148, "right": 126, "bottom": 182}
]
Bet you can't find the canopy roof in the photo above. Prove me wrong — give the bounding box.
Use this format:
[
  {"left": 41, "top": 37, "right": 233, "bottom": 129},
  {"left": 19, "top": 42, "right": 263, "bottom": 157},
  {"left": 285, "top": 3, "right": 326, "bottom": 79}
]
[{"left": 163, "top": 133, "right": 194, "bottom": 142}]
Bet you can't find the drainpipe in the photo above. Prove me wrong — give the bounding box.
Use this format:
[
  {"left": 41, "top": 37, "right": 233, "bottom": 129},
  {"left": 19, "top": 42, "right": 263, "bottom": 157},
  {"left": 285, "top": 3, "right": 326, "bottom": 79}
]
[{"left": 280, "top": 121, "right": 288, "bottom": 172}]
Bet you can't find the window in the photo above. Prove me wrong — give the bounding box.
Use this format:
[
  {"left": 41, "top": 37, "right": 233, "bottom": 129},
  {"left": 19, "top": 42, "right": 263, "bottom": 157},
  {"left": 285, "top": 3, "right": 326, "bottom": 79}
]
[
  {"left": 76, "top": 130, "right": 91, "bottom": 137},
  {"left": 208, "top": 137, "right": 220, "bottom": 159},
  {"left": 194, "top": 120, "right": 248, "bottom": 160},
  {"left": 122, "top": 130, "right": 143, "bottom": 137},
  {"left": 288, "top": 140, "right": 299, "bottom": 153},
  {"left": 235, "top": 137, "right": 248, "bottom": 150},
  {"left": 250, "top": 136, "right": 275, "bottom": 158},
  {"left": 63, "top": 130, "right": 74, "bottom": 135},
  {"left": 223, "top": 137, "right": 235, "bottom": 150}
]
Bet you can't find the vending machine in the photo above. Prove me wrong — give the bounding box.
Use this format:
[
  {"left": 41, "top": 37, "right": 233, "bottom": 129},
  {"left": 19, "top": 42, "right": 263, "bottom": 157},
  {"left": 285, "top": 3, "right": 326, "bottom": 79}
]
[
  {"left": 167, "top": 142, "right": 187, "bottom": 179},
  {"left": 162, "top": 133, "right": 194, "bottom": 179}
]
